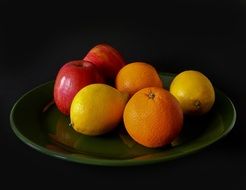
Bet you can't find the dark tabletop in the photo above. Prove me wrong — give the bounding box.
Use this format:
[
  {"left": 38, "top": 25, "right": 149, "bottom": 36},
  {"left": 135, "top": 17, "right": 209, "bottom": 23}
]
[{"left": 1, "top": 1, "right": 246, "bottom": 189}]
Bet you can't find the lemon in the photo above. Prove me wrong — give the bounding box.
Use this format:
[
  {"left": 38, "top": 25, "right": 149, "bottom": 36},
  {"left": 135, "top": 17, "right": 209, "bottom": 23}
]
[
  {"left": 70, "top": 84, "right": 129, "bottom": 136},
  {"left": 170, "top": 70, "right": 215, "bottom": 115}
]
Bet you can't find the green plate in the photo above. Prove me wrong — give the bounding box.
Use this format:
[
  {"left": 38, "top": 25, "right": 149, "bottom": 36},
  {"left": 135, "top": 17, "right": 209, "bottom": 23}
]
[{"left": 10, "top": 73, "right": 236, "bottom": 166}]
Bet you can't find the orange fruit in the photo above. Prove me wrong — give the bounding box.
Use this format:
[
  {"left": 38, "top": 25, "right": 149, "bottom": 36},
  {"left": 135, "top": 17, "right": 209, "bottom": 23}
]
[
  {"left": 123, "top": 87, "right": 183, "bottom": 148},
  {"left": 115, "top": 62, "right": 163, "bottom": 96}
]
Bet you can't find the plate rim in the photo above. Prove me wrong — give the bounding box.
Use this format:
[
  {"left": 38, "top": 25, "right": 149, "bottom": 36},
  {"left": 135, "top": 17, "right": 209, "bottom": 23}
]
[{"left": 9, "top": 72, "right": 237, "bottom": 166}]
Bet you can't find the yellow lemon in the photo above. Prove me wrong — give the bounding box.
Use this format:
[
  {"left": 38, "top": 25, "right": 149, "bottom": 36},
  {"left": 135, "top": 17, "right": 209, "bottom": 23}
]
[
  {"left": 70, "top": 84, "right": 129, "bottom": 136},
  {"left": 170, "top": 70, "right": 215, "bottom": 115}
]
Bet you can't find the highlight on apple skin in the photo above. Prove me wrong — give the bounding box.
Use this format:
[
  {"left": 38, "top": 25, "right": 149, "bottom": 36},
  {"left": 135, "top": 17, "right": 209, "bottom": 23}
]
[
  {"left": 54, "top": 60, "right": 105, "bottom": 115},
  {"left": 83, "top": 43, "right": 126, "bottom": 81}
]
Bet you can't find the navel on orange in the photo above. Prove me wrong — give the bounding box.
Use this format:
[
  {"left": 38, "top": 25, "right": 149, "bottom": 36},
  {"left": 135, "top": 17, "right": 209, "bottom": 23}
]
[{"left": 123, "top": 87, "right": 183, "bottom": 148}]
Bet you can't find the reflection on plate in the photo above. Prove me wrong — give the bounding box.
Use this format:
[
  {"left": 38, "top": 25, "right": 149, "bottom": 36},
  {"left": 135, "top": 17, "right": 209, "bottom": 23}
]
[{"left": 10, "top": 73, "right": 236, "bottom": 166}]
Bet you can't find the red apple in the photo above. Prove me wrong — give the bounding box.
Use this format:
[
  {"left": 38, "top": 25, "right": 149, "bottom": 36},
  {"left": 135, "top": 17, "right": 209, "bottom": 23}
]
[
  {"left": 83, "top": 43, "right": 126, "bottom": 81},
  {"left": 54, "top": 60, "right": 105, "bottom": 115}
]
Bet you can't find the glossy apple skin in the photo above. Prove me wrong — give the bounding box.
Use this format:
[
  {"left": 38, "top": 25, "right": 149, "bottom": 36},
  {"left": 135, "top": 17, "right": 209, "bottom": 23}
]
[
  {"left": 54, "top": 60, "right": 104, "bottom": 115},
  {"left": 83, "top": 44, "right": 126, "bottom": 81}
]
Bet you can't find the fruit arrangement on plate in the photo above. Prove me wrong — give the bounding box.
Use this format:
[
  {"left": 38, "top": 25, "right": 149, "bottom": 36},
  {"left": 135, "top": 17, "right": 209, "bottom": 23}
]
[{"left": 54, "top": 43, "right": 215, "bottom": 148}]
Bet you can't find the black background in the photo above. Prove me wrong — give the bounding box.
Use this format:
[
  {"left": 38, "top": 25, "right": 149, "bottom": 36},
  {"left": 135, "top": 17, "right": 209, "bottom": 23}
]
[{"left": 1, "top": 0, "right": 246, "bottom": 189}]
